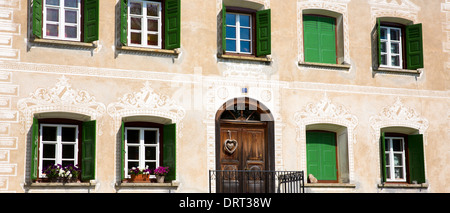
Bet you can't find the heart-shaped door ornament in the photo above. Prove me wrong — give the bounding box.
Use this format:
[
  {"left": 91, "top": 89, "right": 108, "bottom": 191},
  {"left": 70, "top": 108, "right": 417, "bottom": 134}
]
[{"left": 224, "top": 130, "right": 238, "bottom": 155}]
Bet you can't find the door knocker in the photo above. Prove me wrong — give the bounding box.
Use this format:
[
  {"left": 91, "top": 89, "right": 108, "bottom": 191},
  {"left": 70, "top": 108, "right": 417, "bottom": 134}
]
[{"left": 224, "top": 130, "right": 238, "bottom": 155}]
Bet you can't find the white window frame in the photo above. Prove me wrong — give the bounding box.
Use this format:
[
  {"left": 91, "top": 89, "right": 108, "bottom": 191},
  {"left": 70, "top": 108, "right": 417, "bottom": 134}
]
[
  {"left": 39, "top": 124, "right": 79, "bottom": 178},
  {"left": 127, "top": 0, "right": 162, "bottom": 49},
  {"left": 125, "top": 127, "right": 160, "bottom": 178},
  {"left": 225, "top": 13, "right": 252, "bottom": 54},
  {"left": 43, "top": 0, "right": 81, "bottom": 42},
  {"left": 380, "top": 26, "right": 403, "bottom": 69},
  {"left": 385, "top": 136, "right": 407, "bottom": 182}
]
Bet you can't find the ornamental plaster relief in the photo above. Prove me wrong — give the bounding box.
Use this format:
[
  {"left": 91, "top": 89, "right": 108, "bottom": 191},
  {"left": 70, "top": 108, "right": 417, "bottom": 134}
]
[
  {"left": 17, "top": 76, "right": 107, "bottom": 135},
  {"left": 368, "top": 0, "right": 420, "bottom": 24},
  {"left": 294, "top": 93, "right": 358, "bottom": 183}
]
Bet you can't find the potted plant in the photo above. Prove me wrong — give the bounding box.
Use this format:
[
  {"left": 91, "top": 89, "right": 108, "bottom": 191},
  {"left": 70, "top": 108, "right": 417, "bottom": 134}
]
[
  {"left": 153, "top": 166, "right": 169, "bottom": 183},
  {"left": 129, "top": 166, "right": 152, "bottom": 182},
  {"left": 62, "top": 164, "right": 81, "bottom": 183},
  {"left": 42, "top": 164, "right": 63, "bottom": 182}
]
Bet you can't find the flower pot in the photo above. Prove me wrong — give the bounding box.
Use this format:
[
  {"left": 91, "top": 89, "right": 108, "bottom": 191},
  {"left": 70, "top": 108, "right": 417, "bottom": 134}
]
[
  {"left": 130, "top": 174, "right": 150, "bottom": 182},
  {"left": 156, "top": 175, "right": 165, "bottom": 183}
]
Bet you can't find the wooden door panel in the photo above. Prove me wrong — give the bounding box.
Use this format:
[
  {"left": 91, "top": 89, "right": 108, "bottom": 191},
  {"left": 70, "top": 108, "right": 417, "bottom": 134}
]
[{"left": 242, "top": 128, "right": 265, "bottom": 171}]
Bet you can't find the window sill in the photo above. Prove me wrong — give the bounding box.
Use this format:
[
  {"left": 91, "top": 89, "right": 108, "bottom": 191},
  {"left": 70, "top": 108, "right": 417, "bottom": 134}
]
[
  {"left": 305, "top": 183, "right": 356, "bottom": 188},
  {"left": 378, "top": 183, "right": 429, "bottom": 189},
  {"left": 373, "top": 67, "right": 422, "bottom": 74},
  {"left": 298, "top": 62, "right": 351, "bottom": 70},
  {"left": 115, "top": 181, "right": 180, "bottom": 191},
  {"left": 25, "top": 181, "right": 96, "bottom": 189},
  {"left": 117, "top": 46, "right": 180, "bottom": 56},
  {"left": 218, "top": 53, "right": 272, "bottom": 62},
  {"left": 31, "top": 38, "right": 96, "bottom": 48}
]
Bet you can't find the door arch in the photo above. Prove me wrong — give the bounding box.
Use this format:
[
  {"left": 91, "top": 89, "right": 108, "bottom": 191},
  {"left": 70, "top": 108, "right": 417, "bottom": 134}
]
[{"left": 214, "top": 97, "right": 275, "bottom": 192}]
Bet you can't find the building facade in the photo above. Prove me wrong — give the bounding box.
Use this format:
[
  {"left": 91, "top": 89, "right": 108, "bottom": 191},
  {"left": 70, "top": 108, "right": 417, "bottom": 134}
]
[{"left": 0, "top": 0, "right": 448, "bottom": 193}]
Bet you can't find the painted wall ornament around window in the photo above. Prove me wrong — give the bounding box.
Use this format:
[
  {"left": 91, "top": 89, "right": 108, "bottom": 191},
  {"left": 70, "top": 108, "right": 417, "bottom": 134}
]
[{"left": 224, "top": 130, "right": 238, "bottom": 155}]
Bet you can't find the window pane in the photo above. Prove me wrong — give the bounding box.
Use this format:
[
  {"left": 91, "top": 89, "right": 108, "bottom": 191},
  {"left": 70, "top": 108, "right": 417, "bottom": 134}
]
[
  {"left": 127, "top": 146, "right": 139, "bottom": 160},
  {"left": 128, "top": 162, "right": 139, "bottom": 170},
  {"left": 64, "top": 0, "right": 78, "bottom": 8},
  {"left": 147, "top": 34, "right": 158, "bottom": 46},
  {"left": 147, "top": 3, "right": 159, "bottom": 17},
  {"left": 43, "top": 160, "right": 56, "bottom": 170},
  {"left": 130, "top": 2, "right": 142, "bottom": 15},
  {"left": 385, "top": 166, "right": 391, "bottom": 179},
  {"left": 240, "top": 28, "right": 250, "bottom": 40},
  {"left": 62, "top": 160, "right": 75, "bottom": 167},
  {"left": 145, "top": 147, "right": 156, "bottom": 160},
  {"left": 380, "top": 42, "right": 386, "bottom": 53},
  {"left": 226, "top": 39, "right": 236, "bottom": 52},
  {"left": 62, "top": 144, "right": 75, "bottom": 159},
  {"left": 47, "top": 8, "right": 59, "bottom": 22},
  {"left": 61, "top": 127, "right": 76, "bottom": 142},
  {"left": 240, "top": 15, "right": 250, "bottom": 27},
  {"left": 46, "top": 0, "right": 60, "bottom": 6},
  {"left": 391, "top": 29, "right": 400, "bottom": 41},
  {"left": 391, "top": 56, "right": 400, "bottom": 66},
  {"left": 145, "top": 162, "right": 156, "bottom": 170},
  {"left": 240, "top": 41, "right": 251, "bottom": 53},
  {"left": 380, "top": 28, "right": 387, "bottom": 40},
  {"left": 144, "top": 130, "right": 157, "bottom": 144},
  {"left": 393, "top": 154, "right": 403, "bottom": 166},
  {"left": 394, "top": 167, "right": 403, "bottom": 179},
  {"left": 226, "top": 26, "right": 236, "bottom": 39},
  {"left": 65, "top": 26, "right": 77, "bottom": 38},
  {"left": 392, "top": 139, "right": 403, "bottom": 151},
  {"left": 131, "top": 32, "right": 142, "bottom": 44},
  {"left": 391, "top": 43, "right": 399, "bottom": 54},
  {"left": 380, "top": 54, "right": 387, "bottom": 65},
  {"left": 65, "top": 10, "right": 77, "bottom": 23},
  {"left": 226, "top": 14, "right": 236, "bottom": 26},
  {"left": 126, "top": 129, "right": 140, "bottom": 144},
  {"left": 131, "top": 17, "right": 141, "bottom": 30},
  {"left": 42, "top": 126, "right": 57, "bottom": 141},
  {"left": 147, "top": 19, "right": 158, "bottom": 32},
  {"left": 43, "top": 144, "right": 56, "bottom": 158}
]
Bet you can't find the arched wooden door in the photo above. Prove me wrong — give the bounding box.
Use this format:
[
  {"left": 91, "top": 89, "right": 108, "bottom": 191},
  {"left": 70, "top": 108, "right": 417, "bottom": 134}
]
[{"left": 215, "top": 98, "right": 274, "bottom": 193}]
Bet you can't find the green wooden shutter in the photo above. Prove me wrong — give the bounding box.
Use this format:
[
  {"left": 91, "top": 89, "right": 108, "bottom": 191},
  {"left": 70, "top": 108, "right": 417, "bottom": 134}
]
[
  {"left": 120, "top": 0, "right": 128, "bottom": 46},
  {"left": 222, "top": 4, "right": 226, "bottom": 53},
  {"left": 83, "top": 0, "right": 99, "bottom": 42},
  {"left": 32, "top": 0, "right": 43, "bottom": 38},
  {"left": 306, "top": 131, "right": 337, "bottom": 181},
  {"left": 408, "top": 134, "right": 426, "bottom": 184},
  {"left": 256, "top": 9, "right": 271, "bottom": 56},
  {"left": 377, "top": 18, "right": 382, "bottom": 67},
  {"left": 380, "top": 132, "right": 387, "bottom": 183},
  {"left": 165, "top": 0, "right": 181, "bottom": 50},
  {"left": 121, "top": 121, "right": 125, "bottom": 180},
  {"left": 303, "top": 15, "right": 336, "bottom": 64},
  {"left": 81, "top": 120, "right": 96, "bottom": 180},
  {"left": 163, "top": 123, "right": 176, "bottom": 181},
  {"left": 405, "top": 23, "right": 424, "bottom": 70},
  {"left": 30, "top": 117, "right": 39, "bottom": 181}
]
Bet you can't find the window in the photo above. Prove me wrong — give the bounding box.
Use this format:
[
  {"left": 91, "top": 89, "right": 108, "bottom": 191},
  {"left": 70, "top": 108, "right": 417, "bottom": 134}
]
[
  {"left": 30, "top": 118, "right": 96, "bottom": 181},
  {"left": 39, "top": 124, "right": 79, "bottom": 177},
  {"left": 384, "top": 136, "right": 406, "bottom": 182},
  {"left": 221, "top": 5, "right": 271, "bottom": 57},
  {"left": 120, "top": 0, "right": 181, "bottom": 50},
  {"left": 125, "top": 127, "right": 160, "bottom": 177},
  {"left": 375, "top": 19, "right": 424, "bottom": 70},
  {"left": 306, "top": 131, "right": 338, "bottom": 182},
  {"left": 381, "top": 133, "right": 426, "bottom": 184},
  {"left": 120, "top": 122, "right": 176, "bottom": 181},
  {"left": 303, "top": 15, "right": 337, "bottom": 64},
  {"left": 32, "top": 0, "right": 99, "bottom": 43},
  {"left": 225, "top": 13, "right": 252, "bottom": 54}
]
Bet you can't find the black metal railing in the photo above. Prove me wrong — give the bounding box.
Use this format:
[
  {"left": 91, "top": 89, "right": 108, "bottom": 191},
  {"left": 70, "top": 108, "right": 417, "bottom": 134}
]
[{"left": 209, "top": 170, "right": 305, "bottom": 193}]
